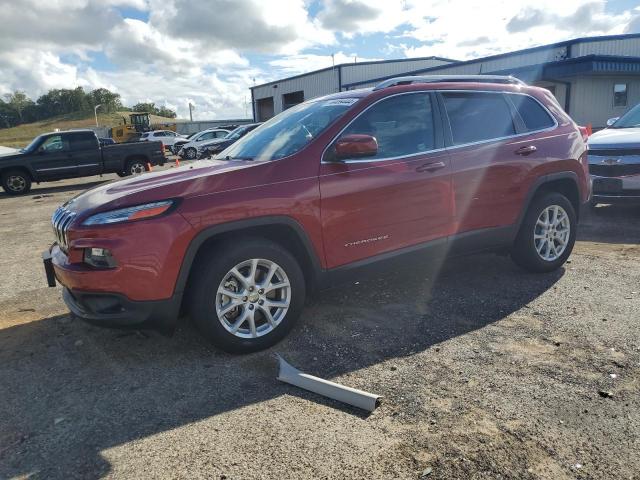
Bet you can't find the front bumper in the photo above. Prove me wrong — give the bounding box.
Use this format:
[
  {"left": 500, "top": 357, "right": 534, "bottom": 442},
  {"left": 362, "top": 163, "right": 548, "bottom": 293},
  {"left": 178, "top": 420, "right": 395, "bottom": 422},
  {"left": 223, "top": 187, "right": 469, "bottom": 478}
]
[
  {"left": 62, "top": 287, "right": 180, "bottom": 331},
  {"left": 45, "top": 243, "right": 183, "bottom": 332},
  {"left": 590, "top": 174, "right": 640, "bottom": 204}
]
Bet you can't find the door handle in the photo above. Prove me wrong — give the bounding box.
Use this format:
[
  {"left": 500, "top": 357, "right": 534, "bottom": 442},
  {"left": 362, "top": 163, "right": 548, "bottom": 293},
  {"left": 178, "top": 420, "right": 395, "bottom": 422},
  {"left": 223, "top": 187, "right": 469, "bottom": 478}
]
[
  {"left": 416, "top": 161, "right": 446, "bottom": 173},
  {"left": 515, "top": 145, "right": 537, "bottom": 156}
]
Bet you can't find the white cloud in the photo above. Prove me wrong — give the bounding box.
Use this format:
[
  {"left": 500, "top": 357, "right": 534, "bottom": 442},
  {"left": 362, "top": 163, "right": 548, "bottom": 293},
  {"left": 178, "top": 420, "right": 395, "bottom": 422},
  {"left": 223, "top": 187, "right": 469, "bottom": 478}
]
[
  {"left": 0, "top": 0, "right": 639, "bottom": 121},
  {"left": 268, "top": 52, "right": 380, "bottom": 76}
]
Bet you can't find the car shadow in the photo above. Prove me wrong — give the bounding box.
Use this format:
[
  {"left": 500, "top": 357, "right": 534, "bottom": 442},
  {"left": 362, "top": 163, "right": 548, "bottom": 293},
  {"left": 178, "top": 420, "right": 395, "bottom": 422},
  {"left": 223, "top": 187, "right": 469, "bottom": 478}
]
[
  {"left": 578, "top": 204, "right": 640, "bottom": 244},
  {"left": 0, "top": 180, "right": 109, "bottom": 199},
  {"left": 0, "top": 253, "right": 563, "bottom": 479}
]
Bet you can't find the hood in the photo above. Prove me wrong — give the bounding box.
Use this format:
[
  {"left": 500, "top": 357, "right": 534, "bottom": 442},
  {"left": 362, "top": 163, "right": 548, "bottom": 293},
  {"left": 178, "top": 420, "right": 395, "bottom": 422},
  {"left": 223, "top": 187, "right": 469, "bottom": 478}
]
[
  {"left": 0, "top": 151, "right": 23, "bottom": 161},
  {"left": 0, "top": 146, "right": 18, "bottom": 156},
  {"left": 64, "top": 159, "right": 260, "bottom": 214},
  {"left": 200, "top": 138, "right": 228, "bottom": 148},
  {"left": 588, "top": 127, "right": 640, "bottom": 150}
]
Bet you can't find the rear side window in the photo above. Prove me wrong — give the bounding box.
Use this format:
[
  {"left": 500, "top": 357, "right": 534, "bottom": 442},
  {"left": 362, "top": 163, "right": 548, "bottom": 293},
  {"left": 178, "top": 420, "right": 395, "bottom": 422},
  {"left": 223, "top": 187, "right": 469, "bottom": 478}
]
[
  {"left": 341, "top": 92, "right": 435, "bottom": 159},
  {"left": 68, "top": 133, "right": 97, "bottom": 150},
  {"left": 509, "top": 94, "right": 555, "bottom": 131},
  {"left": 442, "top": 92, "right": 515, "bottom": 145}
]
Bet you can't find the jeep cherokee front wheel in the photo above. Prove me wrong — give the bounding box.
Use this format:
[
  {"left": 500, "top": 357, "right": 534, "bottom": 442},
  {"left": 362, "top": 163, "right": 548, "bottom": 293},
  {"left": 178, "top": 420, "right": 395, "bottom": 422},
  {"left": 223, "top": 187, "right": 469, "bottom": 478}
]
[
  {"left": 511, "top": 192, "right": 576, "bottom": 273},
  {"left": 189, "top": 239, "right": 305, "bottom": 353}
]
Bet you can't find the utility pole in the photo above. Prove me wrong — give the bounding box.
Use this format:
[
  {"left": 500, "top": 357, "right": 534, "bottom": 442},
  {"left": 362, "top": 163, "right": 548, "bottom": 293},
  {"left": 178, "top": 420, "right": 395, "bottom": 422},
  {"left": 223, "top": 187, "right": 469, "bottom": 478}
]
[
  {"left": 188, "top": 103, "right": 194, "bottom": 121},
  {"left": 331, "top": 53, "right": 337, "bottom": 92},
  {"left": 94, "top": 104, "right": 102, "bottom": 127}
]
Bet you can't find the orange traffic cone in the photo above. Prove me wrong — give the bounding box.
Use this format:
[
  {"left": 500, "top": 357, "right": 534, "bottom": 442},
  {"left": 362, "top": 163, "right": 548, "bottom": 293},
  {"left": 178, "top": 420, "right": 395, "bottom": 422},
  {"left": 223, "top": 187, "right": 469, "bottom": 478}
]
[
  {"left": 147, "top": 162, "right": 153, "bottom": 172},
  {"left": 175, "top": 158, "right": 180, "bottom": 167}
]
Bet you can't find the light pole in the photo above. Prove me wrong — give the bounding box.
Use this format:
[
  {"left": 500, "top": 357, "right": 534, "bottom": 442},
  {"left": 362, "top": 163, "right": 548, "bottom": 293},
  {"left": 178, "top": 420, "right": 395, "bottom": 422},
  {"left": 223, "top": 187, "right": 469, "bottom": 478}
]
[{"left": 94, "top": 104, "right": 102, "bottom": 127}]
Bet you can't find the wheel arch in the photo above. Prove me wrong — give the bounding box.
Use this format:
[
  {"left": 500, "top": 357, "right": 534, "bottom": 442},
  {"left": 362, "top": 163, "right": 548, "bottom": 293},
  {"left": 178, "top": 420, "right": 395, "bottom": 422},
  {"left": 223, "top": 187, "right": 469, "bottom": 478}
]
[
  {"left": 0, "top": 165, "right": 34, "bottom": 182},
  {"left": 175, "top": 216, "right": 323, "bottom": 308},
  {"left": 518, "top": 171, "right": 582, "bottom": 231}
]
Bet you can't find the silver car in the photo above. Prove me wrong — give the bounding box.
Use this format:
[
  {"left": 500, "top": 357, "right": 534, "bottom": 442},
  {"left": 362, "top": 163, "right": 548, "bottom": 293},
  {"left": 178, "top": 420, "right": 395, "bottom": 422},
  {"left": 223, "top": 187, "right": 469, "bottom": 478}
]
[{"left": 588, "top": 104, "right": 640, "bottom": 205}]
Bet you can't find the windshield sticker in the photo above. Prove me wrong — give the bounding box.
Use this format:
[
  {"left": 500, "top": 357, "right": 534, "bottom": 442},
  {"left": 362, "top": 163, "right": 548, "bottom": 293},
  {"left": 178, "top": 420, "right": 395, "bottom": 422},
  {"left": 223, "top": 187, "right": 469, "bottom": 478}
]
[{"left": 323, "top": 98, "right": 358, "bottom": 107}]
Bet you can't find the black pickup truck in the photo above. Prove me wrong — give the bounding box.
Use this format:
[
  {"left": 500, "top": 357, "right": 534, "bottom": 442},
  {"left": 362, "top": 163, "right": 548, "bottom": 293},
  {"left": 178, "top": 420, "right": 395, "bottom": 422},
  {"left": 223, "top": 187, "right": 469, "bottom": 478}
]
[{"left": 0, "top": 129, "right": 166, "bottom": 195}]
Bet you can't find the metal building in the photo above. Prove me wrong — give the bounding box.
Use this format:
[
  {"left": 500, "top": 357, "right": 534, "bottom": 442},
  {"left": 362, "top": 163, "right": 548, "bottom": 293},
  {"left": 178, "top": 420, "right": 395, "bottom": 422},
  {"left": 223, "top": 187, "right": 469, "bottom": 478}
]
[
  {"left": 250, "top": 56, "right": 454, "bottom": 121},
  {"left": 251, "top": 33, "right": 640, "bottom": 128}
]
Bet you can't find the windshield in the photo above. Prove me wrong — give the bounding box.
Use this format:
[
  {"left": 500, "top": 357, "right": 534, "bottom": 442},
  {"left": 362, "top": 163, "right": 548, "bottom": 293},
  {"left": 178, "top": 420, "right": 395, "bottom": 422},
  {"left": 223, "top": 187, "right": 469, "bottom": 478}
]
[
  {"left": 22, "top": 134, "right": 45, "bottom": 152},
  {"left": 612, "top": 103, "right": 640, "bottom": 128},
  {"left": 221, "top": 98, "right": 358, "bottom": 161},
  {"left": 226, "top": 126, "right": 250, "bottom": 141}
]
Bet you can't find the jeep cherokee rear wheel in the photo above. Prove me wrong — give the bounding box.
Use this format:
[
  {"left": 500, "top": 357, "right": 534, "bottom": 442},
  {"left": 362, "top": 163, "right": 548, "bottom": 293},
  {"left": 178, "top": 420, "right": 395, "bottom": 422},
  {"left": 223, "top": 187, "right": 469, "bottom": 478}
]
[
  {"left": 189, "top": 239, "right": 305, "bottom": 353},
  {"left": 511, "top": 192, "right": 576, "bottom": 273}
]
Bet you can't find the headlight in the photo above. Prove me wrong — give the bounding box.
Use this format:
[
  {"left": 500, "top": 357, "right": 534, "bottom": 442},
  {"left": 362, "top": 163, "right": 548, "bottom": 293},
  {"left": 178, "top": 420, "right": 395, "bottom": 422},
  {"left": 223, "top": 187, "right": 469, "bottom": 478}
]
[{"left": 82, "top": 200, "right": 174, "bottom": 226}]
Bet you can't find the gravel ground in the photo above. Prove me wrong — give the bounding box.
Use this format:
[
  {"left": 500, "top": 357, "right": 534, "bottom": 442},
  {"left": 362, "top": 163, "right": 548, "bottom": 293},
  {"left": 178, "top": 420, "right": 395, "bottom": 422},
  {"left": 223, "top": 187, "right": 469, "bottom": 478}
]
[{"left": 0, "top": 171, "right": 639, "bottom": 480}]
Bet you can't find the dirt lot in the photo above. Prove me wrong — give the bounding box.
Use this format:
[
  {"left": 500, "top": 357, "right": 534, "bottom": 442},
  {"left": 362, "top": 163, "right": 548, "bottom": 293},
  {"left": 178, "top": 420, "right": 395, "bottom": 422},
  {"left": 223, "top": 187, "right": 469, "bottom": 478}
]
[{"left": 1, "top": 172, "right": 639, "bottom": 480}]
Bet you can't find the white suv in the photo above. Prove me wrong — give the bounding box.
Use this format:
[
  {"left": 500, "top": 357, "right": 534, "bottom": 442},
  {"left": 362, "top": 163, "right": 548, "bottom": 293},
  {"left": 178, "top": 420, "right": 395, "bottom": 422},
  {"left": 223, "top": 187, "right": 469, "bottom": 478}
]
[
  {"left": 175, "top": 129, "right": 231, "bottom": 159},
  {"left": 139, "top": 130, "right": 187, "bottom": 154}
]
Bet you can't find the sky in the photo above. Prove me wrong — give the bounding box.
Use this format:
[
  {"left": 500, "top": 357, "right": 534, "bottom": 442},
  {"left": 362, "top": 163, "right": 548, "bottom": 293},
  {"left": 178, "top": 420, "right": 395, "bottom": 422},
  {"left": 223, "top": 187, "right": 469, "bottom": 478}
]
[{"left": 0, "top": 0, "right": 639, "bottom": 119}]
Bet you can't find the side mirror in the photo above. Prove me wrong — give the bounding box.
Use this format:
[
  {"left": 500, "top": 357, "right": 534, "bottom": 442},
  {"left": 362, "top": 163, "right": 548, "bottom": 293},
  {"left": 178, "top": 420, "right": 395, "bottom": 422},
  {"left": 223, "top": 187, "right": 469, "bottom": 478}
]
[
  {"left": 334, "top": 134, "right": 378, "bottom": 160},
  {"left": 606, "top": 117, "right": 619, "bottom": 127}
]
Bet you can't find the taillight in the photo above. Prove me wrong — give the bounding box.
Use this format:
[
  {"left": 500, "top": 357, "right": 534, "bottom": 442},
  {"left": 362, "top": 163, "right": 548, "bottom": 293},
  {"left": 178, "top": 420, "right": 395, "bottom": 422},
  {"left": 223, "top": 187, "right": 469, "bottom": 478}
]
[{"left": 578, "top": 125, "right": 590, "bottom": 142}]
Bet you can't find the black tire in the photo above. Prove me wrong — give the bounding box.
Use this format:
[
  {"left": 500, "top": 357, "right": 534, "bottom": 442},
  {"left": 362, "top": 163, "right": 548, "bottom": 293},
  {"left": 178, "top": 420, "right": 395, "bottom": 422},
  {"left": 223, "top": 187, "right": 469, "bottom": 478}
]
[
  {"left": 1, "top": 169, "right": 32, "bottom": 195},
  {"left": 511, "top": 192, "right": 577, "bottom": 273},
  {"left": 124, "top": 159, "right": 147, "bottom": 176},
  {"left": 189, "top": 239, "right": 306, "bottom": 353},
  {"left": 184, "top": 147, "right": 197, "bottom": 160}
]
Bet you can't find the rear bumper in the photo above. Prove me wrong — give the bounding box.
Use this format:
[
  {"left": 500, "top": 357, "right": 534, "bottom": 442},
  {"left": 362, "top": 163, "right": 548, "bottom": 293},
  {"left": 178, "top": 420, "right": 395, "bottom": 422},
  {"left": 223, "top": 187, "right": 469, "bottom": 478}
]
[{"left": 62, "top": 287, "right": 180, "bottom": 331}]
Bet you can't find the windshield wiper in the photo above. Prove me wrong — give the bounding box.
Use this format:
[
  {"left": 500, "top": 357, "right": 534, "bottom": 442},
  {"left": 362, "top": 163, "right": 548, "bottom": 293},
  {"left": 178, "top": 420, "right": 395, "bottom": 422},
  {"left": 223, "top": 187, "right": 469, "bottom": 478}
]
[{"left": 224, "top": 155, "right": 254, "bottom": 161}]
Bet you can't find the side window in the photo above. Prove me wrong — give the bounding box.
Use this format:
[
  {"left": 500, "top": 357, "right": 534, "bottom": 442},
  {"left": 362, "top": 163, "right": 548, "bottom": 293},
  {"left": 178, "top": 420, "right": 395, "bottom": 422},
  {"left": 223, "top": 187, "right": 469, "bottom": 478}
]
[
  {"left": 613, "top": 83, "right": 628, "bottom": 107},
  {"left": 442, "top": 92, "right": 515, "bottom": 145},
  {"left": 41, "top": 135, "right": 68, "bottom": 152},
  {"left": 215, "top": 131, "right": 226, "bottom": 138},
  {"left": 509, "top": 94, "right": 555, "bottom": 131},
  {"left": 200, "top": 132, "right": 214, "bottom": 140},
  {"left": 68, "top": 134, "right": 96, "bottom": 151},
  {"left": 341, "top": 93, "right": 435, "bottom": 159},
  {"left": 155, "top": 131, "right": 166, "bottom": 137}
]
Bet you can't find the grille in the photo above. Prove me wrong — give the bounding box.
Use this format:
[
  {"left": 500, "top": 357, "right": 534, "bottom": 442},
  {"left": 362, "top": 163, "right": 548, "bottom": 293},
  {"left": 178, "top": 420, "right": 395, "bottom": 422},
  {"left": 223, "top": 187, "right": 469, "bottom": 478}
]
[
  {"left": 51, "top": 206, "right": 77, "bottom": 252},
  {"left": 589, "top": 164, "right": 640, "bottom": 177}
]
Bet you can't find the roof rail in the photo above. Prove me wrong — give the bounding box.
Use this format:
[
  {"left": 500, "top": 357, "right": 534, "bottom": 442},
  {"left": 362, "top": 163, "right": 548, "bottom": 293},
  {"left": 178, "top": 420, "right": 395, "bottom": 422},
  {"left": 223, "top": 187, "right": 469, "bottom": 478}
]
[{"left": 372, "top": 75, "right": 526, "bottom": 91}]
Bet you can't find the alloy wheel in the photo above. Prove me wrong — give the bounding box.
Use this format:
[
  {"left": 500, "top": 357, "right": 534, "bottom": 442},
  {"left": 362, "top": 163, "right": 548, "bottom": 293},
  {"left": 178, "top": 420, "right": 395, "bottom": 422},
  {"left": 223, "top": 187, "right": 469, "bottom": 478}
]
[
  {"left": 6, "top": 175, "right": 26, "bottom": 192},
  {"left": 215, "top": 258, "right": 291, "bottom": 339},
  {"left": 534, "top": 205, "right": 570, "bottom": 261},
  {"left": 130, "top": 162, "right": 146, "bottom": 175}
]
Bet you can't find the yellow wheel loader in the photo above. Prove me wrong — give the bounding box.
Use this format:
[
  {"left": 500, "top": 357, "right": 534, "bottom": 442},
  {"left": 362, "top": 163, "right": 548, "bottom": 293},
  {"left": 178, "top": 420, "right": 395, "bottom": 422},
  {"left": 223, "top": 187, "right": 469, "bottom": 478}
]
[{"left": 110, "top": 113, "right": 177, "bottom": 143}]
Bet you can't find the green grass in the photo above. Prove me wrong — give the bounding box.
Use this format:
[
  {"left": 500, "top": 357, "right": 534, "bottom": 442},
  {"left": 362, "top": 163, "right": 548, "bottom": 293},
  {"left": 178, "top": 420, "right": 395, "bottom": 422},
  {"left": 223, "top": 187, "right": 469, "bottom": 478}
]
[{"left": 0, "top": 111, "right": 178, "bottom": 148}]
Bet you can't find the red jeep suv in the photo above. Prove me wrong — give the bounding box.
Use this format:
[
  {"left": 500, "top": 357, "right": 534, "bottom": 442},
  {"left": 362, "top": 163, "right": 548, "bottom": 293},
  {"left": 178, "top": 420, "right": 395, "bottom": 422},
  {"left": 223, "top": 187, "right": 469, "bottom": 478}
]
[{"left": 44, "top": 75, "right": 590, "bottom": 353}]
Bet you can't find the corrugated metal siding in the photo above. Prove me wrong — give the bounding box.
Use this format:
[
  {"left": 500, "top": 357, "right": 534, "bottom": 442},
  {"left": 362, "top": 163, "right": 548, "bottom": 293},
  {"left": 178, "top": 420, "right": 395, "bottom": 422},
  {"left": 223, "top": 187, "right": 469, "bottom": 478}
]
[
  {"left": 340, "top": 58, "right": 451, "bottom": 85},
  {"left": 420, "top": 47, "right": 568, "bottom": 76},
  {"left": 569, "top": 75, "right": 640, "bottom": 127},
  {"left": 253, "top": 69, "right": 338, "bottom": 114},
  {"left": 573, "top": 38, "right": 640, "bottom": 57}
]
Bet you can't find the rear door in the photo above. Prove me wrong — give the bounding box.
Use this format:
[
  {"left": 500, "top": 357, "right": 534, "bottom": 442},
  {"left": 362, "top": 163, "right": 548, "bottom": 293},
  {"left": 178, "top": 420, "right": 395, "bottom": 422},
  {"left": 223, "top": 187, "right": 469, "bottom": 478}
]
[
  {"left": 439, "top": 90, "right": 549, "bottom": 234},
  {"left": 319, "top": 92, "right": 453, "bottom": 268}
]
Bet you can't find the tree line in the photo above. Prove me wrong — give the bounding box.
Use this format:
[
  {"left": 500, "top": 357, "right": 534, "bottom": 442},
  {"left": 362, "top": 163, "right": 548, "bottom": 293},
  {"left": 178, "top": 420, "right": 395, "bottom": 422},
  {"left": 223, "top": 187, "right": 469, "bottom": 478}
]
[{"left": 0, "top": 87, "right": 177, "bottom": 129}]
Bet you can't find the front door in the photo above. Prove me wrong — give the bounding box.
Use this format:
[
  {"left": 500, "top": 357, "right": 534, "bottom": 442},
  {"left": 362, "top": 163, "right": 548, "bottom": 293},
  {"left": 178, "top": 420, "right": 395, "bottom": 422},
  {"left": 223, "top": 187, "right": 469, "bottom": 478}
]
[
  {"left": 31, "top": 134, "right": 78, "bottom": 180},
  {"left": 319, "top": 92, "right": 453, "bottom": 269}
]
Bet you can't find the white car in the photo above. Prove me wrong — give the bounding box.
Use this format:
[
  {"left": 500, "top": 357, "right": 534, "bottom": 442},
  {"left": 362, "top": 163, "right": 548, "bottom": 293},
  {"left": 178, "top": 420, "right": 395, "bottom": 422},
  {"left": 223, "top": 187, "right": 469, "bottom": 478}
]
[
  {"left": 588, "top": 103, "right": 640, "bottom": 205},
  {"left": 175, "top": 129, "right": 231, "bottom": 159},
  {"left": 139, "top": 130, "right": 187, "bottom": 154}
]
